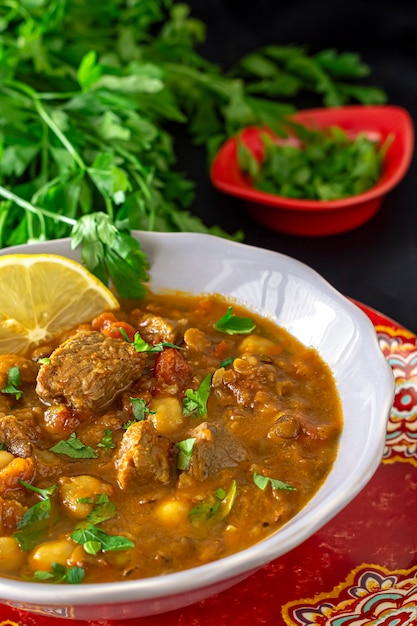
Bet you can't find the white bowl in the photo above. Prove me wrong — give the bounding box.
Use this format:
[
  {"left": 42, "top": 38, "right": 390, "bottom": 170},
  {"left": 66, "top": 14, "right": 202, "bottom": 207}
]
[{"left": 0, "top": 232, "right": 395, "bottom": 620}]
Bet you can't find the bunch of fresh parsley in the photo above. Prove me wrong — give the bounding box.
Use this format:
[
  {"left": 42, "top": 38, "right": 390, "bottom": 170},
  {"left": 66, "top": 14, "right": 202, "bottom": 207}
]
[{"left": 0, "top": 1, "right": 386, "bottom": 297}]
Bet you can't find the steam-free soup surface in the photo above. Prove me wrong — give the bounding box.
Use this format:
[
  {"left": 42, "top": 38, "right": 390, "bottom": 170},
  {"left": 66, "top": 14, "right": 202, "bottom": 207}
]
[{"left": 0, "top": 292, "right": 342, "bottom": 583}]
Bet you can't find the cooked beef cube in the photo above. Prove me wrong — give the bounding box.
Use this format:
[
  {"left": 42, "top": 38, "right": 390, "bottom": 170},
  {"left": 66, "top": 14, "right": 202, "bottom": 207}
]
[
  {"left": 0, "top": 495, "right": 28, "bottom": 533},
  {"left": 185, "top": 422, "right": 248, "bottom": 481},
  {"left": 135, "top": 313, "right": 186, "bottom": 346},
  {"left": 36, "top": 330, "right": 146, "bottom": 414},
  {"left": 115, "top": 420, "right": 175, "bottom": 488},
  {"left": 0, "top": 415, "right": 36, "bottom": 457}
]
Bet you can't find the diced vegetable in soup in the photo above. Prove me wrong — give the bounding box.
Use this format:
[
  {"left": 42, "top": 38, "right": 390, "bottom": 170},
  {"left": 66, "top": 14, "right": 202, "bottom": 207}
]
[{"left": 0, "top": 292, "right": 342, "bottom": 583}]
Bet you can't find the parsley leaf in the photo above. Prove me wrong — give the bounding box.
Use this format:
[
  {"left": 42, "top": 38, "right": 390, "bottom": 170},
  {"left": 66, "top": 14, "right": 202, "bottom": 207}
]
[
  {"left": 253, "top": 471, "right": 296, "bottom": 491},
  {"left": 33, "top": 563, "right": 85, "bottom": 584},
  {"left": 214, "top": 307, "right": 256, "bottom": 335},
  {"left": 50, "top": 433, "right": 97, "bottom": 459},
  {"left": 182, "top": 373, "right": 212, "bottom": 417},
  {"left": 176, "top": 438, "right": 196, "bottom": 470},
  {"left": 1, "top": 366, "right": 23, "bottom": 400},
  {"left": 71, "top": 525, "right": 134, "bottom": 554},
  {"left": 14, "top": 481, "right": 58, "bottom": 551},
  {"left": 17, "top": 499, "right": 51, "bottom": 529},
  {"left": 0, "top": 2, "right": 385, "bottom": 293},
  {"left": 37, "top": 357, "right": 51, "bottom": 365},
  {"left": 127, "top": 397, "right": 156, "bottom": 426},
  {"left": 18, "top": 481, "right": 58, "bottom": 500},
  {"left": 120, "top": 329, "right": 182, "bottom": 353},
  {"left": 97, "top": 429, "right": 116, "bottom": 450},
  {"left": 84, "top": 494, "right": 117, "bottom": 525},
  {"left": 189, "top": 481, "right": 237, "bottom": 526}
]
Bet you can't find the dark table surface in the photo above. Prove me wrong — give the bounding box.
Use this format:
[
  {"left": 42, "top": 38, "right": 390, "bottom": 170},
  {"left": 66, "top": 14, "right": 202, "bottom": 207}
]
[{"left": 179, "top": 0, "right": 417, "bottom": 334}]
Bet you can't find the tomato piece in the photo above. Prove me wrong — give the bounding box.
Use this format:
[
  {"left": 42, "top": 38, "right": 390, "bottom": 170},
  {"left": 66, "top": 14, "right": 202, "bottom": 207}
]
[
  {"left": 154, "top": 348, "right": 191, "bottom": 390},
  {"left": 103, "top": 322, "right": 137, "bottom": 342},
  {"left": 91, "top": 312, "right": 119, "bottom": 332},
  {"left": 212, "top": 340, "right": 231, "bottom": 359}
]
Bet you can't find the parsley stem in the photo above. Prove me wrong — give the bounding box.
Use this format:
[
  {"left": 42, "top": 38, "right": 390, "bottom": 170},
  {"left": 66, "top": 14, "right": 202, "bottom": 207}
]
[
  {"left": 165, "top": 63, "right": 233, "bottom": 101},
  {"left": 36, "top": 90, "right": 81, "bottom": 100},
  {"left": 0, "top": 185, "right": 76, "bottom": 227},
  {"left": 103, "top": 193, "right": 114, "bottom": 220},
  {"left": 5, "top": 80, "right": 87, "bottom": 172}
]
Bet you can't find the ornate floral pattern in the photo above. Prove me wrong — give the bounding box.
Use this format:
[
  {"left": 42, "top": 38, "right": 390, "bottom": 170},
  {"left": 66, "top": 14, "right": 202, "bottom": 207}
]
[
  {"left": 375, "top": 325, "right": 417, "bottom": 465},
  {"left": 283, "top": 565, "right": 417, "bottom": 626}
]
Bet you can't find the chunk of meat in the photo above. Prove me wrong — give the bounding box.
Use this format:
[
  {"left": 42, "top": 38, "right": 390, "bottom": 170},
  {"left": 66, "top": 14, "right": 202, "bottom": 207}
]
[
  {"left": 0, "top": 495, "right": 27, "bottom": 533},
  {"left": 36, "top": 331, "right": 146, "bottom": 414},
  {"left": 135, "top": 313, "right": 186, "bottom": 346},
  {"left": 0, "top": 414, "right": 38, "bottom": 457},
  {"left": 185, "top": 422, "right": 248, "bottom": 481},
  {"left": 115, "top": 420, "right": 175, "bottom": 489}
]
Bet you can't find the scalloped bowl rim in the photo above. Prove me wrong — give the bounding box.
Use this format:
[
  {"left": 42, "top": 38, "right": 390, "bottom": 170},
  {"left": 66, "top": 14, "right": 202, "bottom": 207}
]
[{"left": 0, "top": 232, "right": 395, "bottom": 619}]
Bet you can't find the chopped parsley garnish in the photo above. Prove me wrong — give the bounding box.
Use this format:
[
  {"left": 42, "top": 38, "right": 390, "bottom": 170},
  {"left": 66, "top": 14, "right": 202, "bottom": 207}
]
[
  {"left": 130, "top": 397, "right": 154, "bottom": 422},
  {"left": 238, "top": 125, "right": 390, "bottom": 201},
  {"left": 18, "top": 481, "right": 58, "bottom": 500},
  {"left": 50, "top": 433, "right": 97, "bottom": 459},
  {"left": 33, "top": 563, "right": 85, "bottom": 584},
  {"left": 122, "top": 397, "right": 156, "bottom": 429},
  {"left": 17, "top": 499, "right": 52, "bottom": 529},
  {"left": 189, "top": 481, "right": 237, "bottom": 526},
  {"left": 1, "top": 365, "right": 23, "bottom": 400},
  {"left": 176, "top": 438, "right": 196, "bottom": 470},
  {"left": 98, "top": 429, "right": 116, "bottom": 449},
  {"left": 220, "top": 356, "right": 234, "bottom": 368},
  {"left": 120, "top": 328, "right": 181, "bottom": 353},
  {"left": 214, "top": 307, "right": 256, "bottom": 335},
  {"left": 71, "top": 524, "right": 134, "bottom": 554},
  {"left": 14, "top": 481, "right": 58, "bottom": 551},
  {"left": 253, "top": 471, "right": 296, "bottom": 491},
  {"left": 182, "top": 373, "right": 212, "bottom": 417},
  {"left": 83, "top": 494, "right": 117, "bottom": 525}
]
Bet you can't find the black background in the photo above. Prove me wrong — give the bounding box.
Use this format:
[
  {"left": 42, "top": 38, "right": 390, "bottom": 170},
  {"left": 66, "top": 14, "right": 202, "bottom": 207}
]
[{"left": 179, "top": 0, "right": 417, "bottom": 333}]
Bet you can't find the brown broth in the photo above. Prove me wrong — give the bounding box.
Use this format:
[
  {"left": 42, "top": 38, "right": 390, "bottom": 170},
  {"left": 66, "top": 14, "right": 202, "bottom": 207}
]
[{"left": 0, "top": 292, "right": 342, "bottom": 583}]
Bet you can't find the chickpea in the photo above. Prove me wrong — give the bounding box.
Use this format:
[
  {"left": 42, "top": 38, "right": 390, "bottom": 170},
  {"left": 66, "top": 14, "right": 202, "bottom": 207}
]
[
  {"left": 155, "top": 497, "right": 190, "bottom": 526},
  {"left": 149, "top": 396, "right": 185, "bottom": 436},
  {"left": 0, "top": 450, "right": 14, "bottom": 471},
  {"left": 238, "top": 334, "right": 281, "bottom": 356},
  {"left": 28, "top": 538, "right": 77, "bottom": 573},
  {"left": 0, "top": 536, "right": 25, "bottom": 571},
  {"left": 58, "top": 475, "right": 114, "bottom": 519}
]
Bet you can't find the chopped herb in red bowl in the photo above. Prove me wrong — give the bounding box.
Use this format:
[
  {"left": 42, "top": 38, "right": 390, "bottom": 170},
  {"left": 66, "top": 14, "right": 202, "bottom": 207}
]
[
  {"left": 211, "top": 105, "right": 414, "bottom": 236},
  {"left": 237, "top": 123, "right": 391, "bottom": 201}
]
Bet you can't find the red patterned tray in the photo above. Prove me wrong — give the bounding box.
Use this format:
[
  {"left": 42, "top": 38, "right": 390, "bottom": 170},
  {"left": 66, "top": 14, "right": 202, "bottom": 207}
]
[{"left": 1, "top": 302, "right": 416, "bottom": 626}]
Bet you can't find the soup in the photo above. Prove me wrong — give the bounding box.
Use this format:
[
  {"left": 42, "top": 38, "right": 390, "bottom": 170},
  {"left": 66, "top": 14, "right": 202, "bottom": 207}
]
[{"left": 0, "top": 291, "right": 342, "bottom": 584}]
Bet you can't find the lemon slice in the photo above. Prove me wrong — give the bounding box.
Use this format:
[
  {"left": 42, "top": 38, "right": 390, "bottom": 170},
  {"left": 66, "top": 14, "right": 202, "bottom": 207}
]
[{"left": 0, "top": 253, "right": 120, "bottom": 355}]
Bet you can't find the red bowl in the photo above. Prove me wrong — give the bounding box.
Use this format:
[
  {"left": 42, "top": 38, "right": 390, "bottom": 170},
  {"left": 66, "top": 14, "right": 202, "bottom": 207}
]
[{"left": 210, "top": 105, "right": 414, "bottom": 236}]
